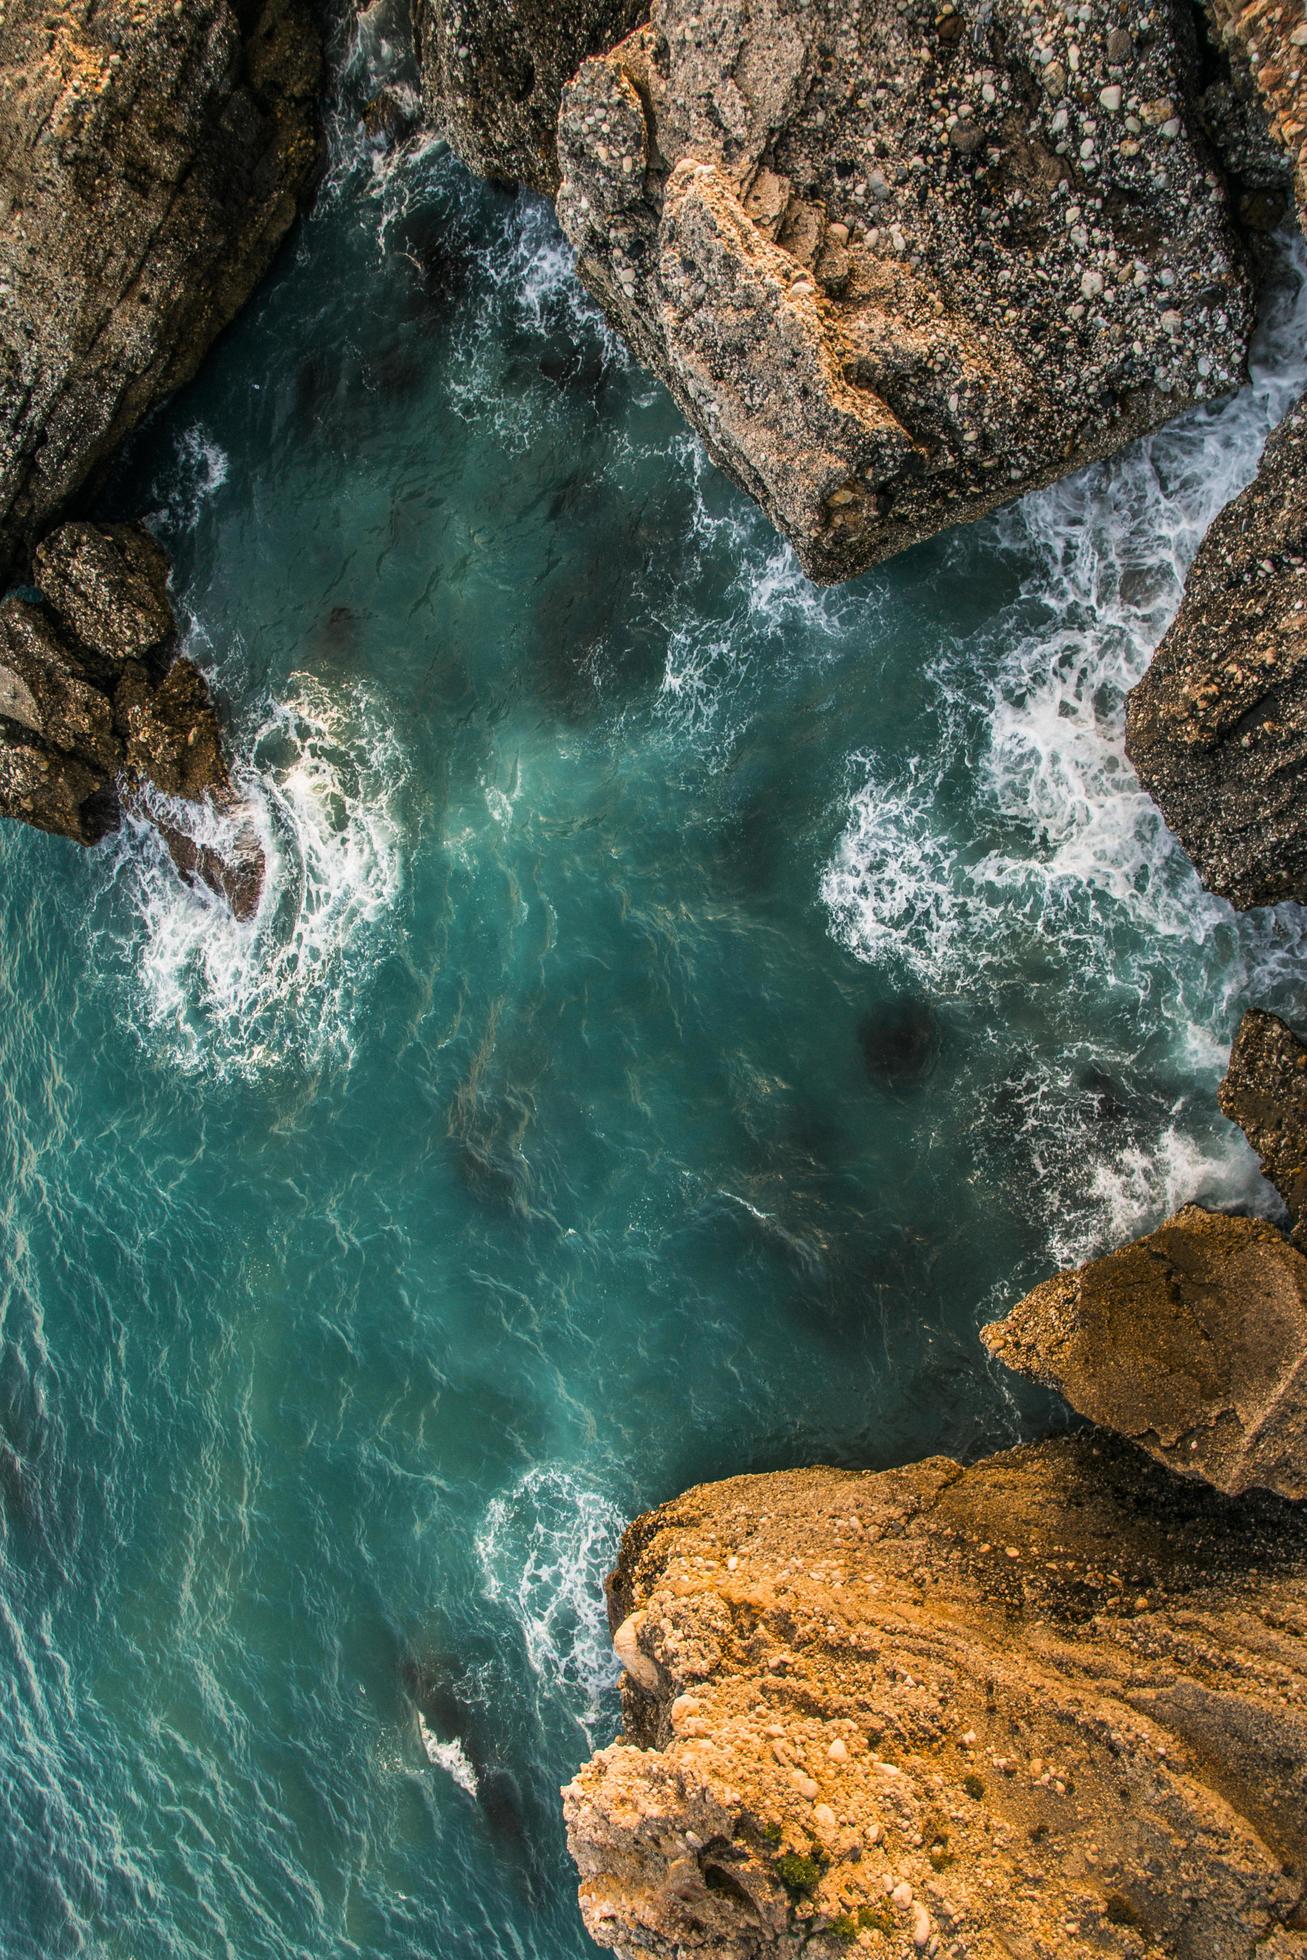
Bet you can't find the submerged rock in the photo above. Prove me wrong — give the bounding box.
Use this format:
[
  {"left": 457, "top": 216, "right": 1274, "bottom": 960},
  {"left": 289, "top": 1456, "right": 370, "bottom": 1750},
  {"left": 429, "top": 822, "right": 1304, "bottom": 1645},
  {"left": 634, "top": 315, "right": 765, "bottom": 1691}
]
[
  {"left": 565, "top": 1436, "right": 1307, "bottom": 1958},
  {"left": 551, "top": 0, "right": 1253, "bottom": 582},
  {"left": 0, "top": 0, "right": 320, "bottom": 579},
  {"left": 1126, "top": 394, "right": 1307, "bottom": 909},
  {"left": 0, "top": 524, "right": 264, "bottom": 918},
  {"left": 414, "top": 0, "right": 646, "bottom": 195},
  {"left": 982, "top": 1203, "right": 1307, "bottom": 1500},
  {"left": 1220, "top": 1008, "right": 1307, "bottom": 1241}
]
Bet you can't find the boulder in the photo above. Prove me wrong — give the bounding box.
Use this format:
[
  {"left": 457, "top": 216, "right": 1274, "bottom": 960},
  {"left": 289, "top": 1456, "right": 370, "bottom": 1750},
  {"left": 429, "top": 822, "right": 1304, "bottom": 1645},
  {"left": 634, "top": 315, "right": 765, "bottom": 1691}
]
[
  {"left": 553, "top": 0, "right": 1254, "bottom": 581},
  {"left": 565, "top": 1436, "right": 1307, "bottom": 1958},
  {"left": 0, "top": 0, "right": 320, "bottom": 579},
  {"left": 1220, "top": 1008, "right": 1307, "bottom": 1240},
  {"left": 0, "top": 524, "right": 265, "bottom": 918},
  {"left": 982, "top": 1203, "right": 1307, "bottom": 1500}
]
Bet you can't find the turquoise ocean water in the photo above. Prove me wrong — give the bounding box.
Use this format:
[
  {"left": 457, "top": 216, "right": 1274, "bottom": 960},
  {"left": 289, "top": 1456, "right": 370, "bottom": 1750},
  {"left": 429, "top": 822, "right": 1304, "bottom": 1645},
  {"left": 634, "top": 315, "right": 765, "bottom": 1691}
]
[{"left": 4, "top": 16, "right": 1307, "bottom": 1957}]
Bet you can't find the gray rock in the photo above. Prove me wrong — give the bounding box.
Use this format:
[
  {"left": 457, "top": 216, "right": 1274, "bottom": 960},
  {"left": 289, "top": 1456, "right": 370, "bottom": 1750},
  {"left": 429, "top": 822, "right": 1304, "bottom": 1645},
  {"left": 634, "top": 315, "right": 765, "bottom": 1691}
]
[
  {"left": 552, "top": 0, "right": 1253, "bottom": 581},
  {"left": 414, "top": 0, "right": 646, "bottom": 195},
  {"left": 1126, "top": 395, "right": 1307, "bottom": 910}
]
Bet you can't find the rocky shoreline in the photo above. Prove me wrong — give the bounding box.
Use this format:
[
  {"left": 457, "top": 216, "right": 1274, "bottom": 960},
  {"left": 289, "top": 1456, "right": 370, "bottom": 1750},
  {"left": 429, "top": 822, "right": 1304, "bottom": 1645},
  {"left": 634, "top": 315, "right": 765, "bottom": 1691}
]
[{"left": 4, "top": 0, "right": 1307, "bottom": 1951}]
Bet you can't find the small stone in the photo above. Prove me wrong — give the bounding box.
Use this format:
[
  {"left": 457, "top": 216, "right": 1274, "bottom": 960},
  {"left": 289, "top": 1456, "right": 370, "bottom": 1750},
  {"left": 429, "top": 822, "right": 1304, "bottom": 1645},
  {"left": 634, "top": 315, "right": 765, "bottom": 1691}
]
[
  {"left": 1107, "top": 27, "right": 1134, "bottom": 62},
  {"left": 827, "top": 1738, "right": 849, "bottom": 1762},
  {"left": 1099, "top": 85, "right": 1122, "bottom": 112},
  {"left": 1080, "top": 270, "right": 1104, "bottom": 299}
]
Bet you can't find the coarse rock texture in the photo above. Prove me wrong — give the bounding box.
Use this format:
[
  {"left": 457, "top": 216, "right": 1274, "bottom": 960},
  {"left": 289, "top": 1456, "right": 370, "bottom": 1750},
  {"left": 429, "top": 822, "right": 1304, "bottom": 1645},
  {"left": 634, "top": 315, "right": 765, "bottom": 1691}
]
[
  {"left": 414, "top": 0, "right": 646, "bottom": 195},
  {"left": 981, "top": 1203, "right": 1307, "bottom": 1501},
  {"left": 564, "top": 1435, "right": 1307, "bottom": 1960},
  {"left": 1221, "top": 1007, "right": 1307, "bottom": 1241},
  {"left": 1124, "top": 0, "right": 1307, "bottom": 910},
  {"left": 1209, "top": 0, "right": 1307, "bottom": 223},
  {"left": 0, "top": 524, "right": 264, "bottom": 917},
  {"left": 0, "top": 0, "right": 320, "bottom": 582},
  {"left": 552, "top": 0, "right": 1255, "bottom": 583},
  {"left": 1125, "top": 391, "right": 1307, "bottom": 908}
]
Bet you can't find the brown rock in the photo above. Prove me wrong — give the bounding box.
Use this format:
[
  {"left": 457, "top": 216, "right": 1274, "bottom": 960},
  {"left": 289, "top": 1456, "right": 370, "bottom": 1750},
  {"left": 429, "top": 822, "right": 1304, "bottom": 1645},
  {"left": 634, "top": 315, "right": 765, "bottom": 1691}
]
[
  {"left": 414, "top": 0, "right": 646, "bottom": 195},
  {"left": 0, "top": 0, "right": 320, "bottom": 578},
  {"left": 0, "top": 524, "right": 264, "bottom": 918},
  {"left": 1221, "top": 1009, "right": 1307, "bottom": 1242},
  {"left": 982, "top": 1204, "right": 1307, "bottom": 1500},
  {"left": 565, "top": 1436, "right": 1307, "bottom": 1958},
  {"left": 1125, "top": 395, "right": 1307, "bottom": 910},
  {"left": 553, "top": 0, "right": 1253, "bottom": 582}
]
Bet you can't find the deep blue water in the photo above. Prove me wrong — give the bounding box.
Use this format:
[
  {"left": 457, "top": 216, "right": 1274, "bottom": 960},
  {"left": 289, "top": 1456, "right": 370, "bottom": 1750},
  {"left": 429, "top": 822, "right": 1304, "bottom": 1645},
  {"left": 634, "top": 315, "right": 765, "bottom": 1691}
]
[{"left": 3, "top": 19, "right": 1307, "bottom": 1958}]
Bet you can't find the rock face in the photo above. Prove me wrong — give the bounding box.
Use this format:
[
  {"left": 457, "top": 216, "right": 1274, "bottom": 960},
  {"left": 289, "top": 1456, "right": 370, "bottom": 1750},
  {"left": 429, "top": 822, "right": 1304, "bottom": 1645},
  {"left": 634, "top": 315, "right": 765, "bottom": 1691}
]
[
  {"left": 982, "top": 1204, "right": 1307, "bottom": 1501},
  {"left": 414, "top": 0, "right": 646, "bottom": 195},
  {"left": 1124, "top": 0, "right": 1307, "bottom": 909},
  {"left": 1221, "top": 1008, "right": 1307, "bottom": 1240},
  {"left": 1125, "top": 394, "right": 1307, "bottom": 908},
  {"left": 565, "top": 1436, "right": 1307, "bottom": 1959},
  {"left": 0, "top": 0, "right": 320, "bottom": 581},
  {"left": 551, "top": 0, "right": 1254, "bottom": 582},
  {"left": 0, "top": 524, "right": 265, "bottom": 917}
]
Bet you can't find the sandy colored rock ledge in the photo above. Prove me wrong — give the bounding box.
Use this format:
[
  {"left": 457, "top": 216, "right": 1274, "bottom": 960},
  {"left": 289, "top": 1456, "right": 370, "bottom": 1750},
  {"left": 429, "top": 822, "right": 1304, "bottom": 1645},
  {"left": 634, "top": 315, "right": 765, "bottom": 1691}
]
[
  {"left": 0, "top": 523, "right": 264, "bottom": 917},
  {"left": 0, "top": 0, "right": 320, "bottom": 580},
  {"left": 564, "top": 1435, "right": 1307, "bottom": 1959},
  {"left": 551, "top": 0, "right": 1254, "bottom": 582},
  {"left": 981, "top": 1203, "right": 1307, "bottom": 1500},
  {"left": 1221, "top": 1007, "right": 1307, "bottom": 1239},
  {"left": 414, "top": 0, "right": 646, "bottom": 196}
]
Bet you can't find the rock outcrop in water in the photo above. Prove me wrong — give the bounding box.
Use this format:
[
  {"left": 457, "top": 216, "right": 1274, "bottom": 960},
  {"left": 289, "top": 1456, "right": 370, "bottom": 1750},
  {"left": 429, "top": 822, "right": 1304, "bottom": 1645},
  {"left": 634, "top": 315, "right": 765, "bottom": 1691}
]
[
  {"left": 564, "top": 1436, "right": 1307, "bottom": 1958},
  {"left": 981, "top": 1204, "right": 1307, "bottom": 1501},
  {"left": 1125, "top": 0, "right": 1307, "bottom": 909},
  {"left": 414, "top": 0, "right": 646, "bottom": 195},
  {"left": 0, "top": 0, "right": 320, "bottom": 581},
  {"left": 1125, "top": 392, "right": 1307, "bottom": 909},
  {"left": 0, "top": 524, "right": 264, "bottom": 917},
  {"left": 550, "top": 0, "right": 1255, "bottom": 582},
  {"left": 1221, "top": 1008, "right": 1307, "bottom": 1241}
]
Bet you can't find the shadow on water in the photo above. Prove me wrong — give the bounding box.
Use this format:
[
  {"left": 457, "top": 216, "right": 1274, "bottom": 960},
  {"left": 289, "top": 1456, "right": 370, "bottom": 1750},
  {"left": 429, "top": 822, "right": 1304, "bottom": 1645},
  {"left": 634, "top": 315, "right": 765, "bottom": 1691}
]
[
  {"left": 858, "top": 994, "right": 942, "bottom": 1091},
  {"left": 399, "top": 1644, "right": 547, "bottom": 1907}
]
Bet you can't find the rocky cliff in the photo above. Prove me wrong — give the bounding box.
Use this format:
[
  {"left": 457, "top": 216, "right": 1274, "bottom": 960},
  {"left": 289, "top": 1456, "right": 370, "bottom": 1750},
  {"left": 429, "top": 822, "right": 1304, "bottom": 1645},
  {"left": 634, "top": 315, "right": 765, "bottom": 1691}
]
[
  {"left": 1220, "top": 1008, "right": 1307, "bottom": 1240},
  {"left": 0, "top": 524, "right": 264, "bottom": 916},
  {"left": 414, "top": 0, "right": 645, "bottom": 195},
  {"left": 565, "top": 1436, "right": 1307, "bottom": 1959},
  {"left": 554, "top": 0, "right": 1256, "bottom": 581},
  {"left": 0, "top": 0, "right": 320, "bottom": 582},
  {"left": 1125, "top": 0, "right": 1307, "bottom": 909}
]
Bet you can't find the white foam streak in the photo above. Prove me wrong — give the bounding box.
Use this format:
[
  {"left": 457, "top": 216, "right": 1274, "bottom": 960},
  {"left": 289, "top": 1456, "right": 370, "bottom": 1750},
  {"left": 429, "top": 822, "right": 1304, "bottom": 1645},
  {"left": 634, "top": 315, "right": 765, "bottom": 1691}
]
[
  {"left": 95, "top": 676, "right": 405, "bottom": 1078},
  {"left": 417, "top": 1714, "right": 479, "bottom": 1798},
  {"left": 475, "top": 1467, "right": 622, "bottom": 1739},
  {"left": 823, "top": 240, "right": 1307, "bottom": 1259}
]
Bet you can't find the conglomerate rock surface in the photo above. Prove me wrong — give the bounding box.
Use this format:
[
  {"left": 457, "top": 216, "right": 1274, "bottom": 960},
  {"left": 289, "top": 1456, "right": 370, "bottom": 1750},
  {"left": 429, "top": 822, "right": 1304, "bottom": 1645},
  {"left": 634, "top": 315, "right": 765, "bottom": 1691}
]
[
  {"left": 552, "top": 0, "right": 1255, "bottom": 581},
  {"left": 564, "top": 1436, "right": 1307, "bottom": 1960},
  {"left": 981, "top": 1203, "right": 1307, "bottom": 1501},
  {"left": 414, "top": 0, "right": 646, "bottom": 195},
  {"left": 0, "top": 0, "right": 320, "bottom": 581},
  {"left": 0, "top": 523, "right": 264, "bottom": 916}
]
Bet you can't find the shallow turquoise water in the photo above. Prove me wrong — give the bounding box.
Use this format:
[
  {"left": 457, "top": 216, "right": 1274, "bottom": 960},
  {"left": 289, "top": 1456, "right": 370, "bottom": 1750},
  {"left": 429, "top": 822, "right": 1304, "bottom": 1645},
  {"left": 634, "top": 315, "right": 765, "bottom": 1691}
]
[{"left": 3, "top": 23, "right": 1307, "bottom": 1959}]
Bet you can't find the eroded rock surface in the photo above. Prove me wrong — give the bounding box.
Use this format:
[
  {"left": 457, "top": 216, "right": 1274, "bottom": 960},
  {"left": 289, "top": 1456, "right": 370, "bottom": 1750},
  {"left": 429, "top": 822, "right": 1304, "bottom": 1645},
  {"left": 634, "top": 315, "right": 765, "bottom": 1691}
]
[
  {"left": 415, "top": 0, "right": 645, "bottom": 194},
  {"left": 1125, "top": 392, "right": 1307, "bottom": 908},
  {"left": 0, "top": 524, "right": 264, "bottom": 917},
  {"left": 1221, "top": 1007, "right": 1307, "bottom": 1239},
  {"left": 552, "top": 0, "right": 1254, "bottom": 581},
  {"left": 0, "top": 0, "right": 320, "bottom": 579},
  {"left": 565, "top": 1436, "right": 1307, "bottom": 1959},
  {"left": 982, "top": 1203, "right": 1307, "bottom": 1499}
]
